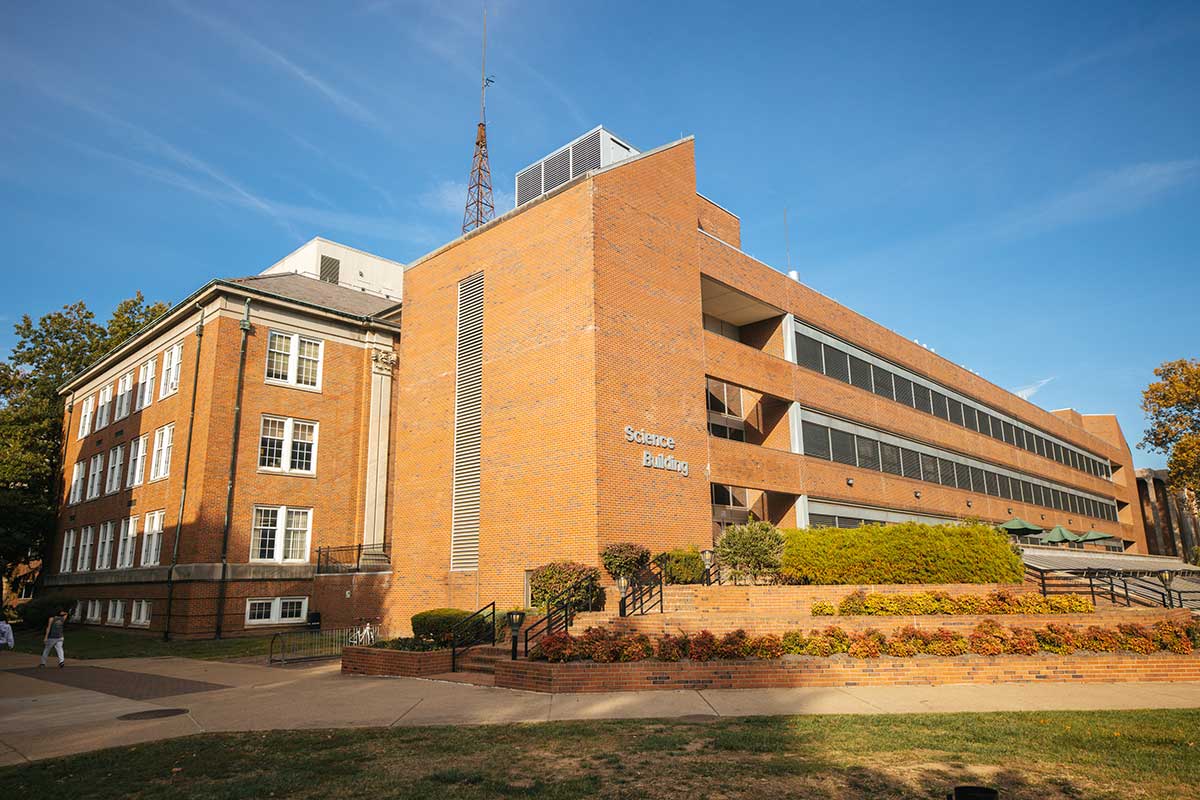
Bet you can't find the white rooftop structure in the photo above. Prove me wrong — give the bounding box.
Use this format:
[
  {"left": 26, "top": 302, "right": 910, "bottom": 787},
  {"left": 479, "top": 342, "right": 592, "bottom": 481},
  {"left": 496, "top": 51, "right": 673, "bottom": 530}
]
[
  {"left": 260, "top": 237, "right": 404, "bottom": 302},
  {"left": 515, "top": 126, "right": 639, "bottom": 207}
]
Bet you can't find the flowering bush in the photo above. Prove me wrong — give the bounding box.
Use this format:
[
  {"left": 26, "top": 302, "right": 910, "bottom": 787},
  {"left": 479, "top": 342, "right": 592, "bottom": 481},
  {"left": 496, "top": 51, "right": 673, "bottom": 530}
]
[
  {"left": 655, "top": 633, "right": 688, "bottom": 662},
  {"left": 810, "top": 601, "right": 836, "bottom": 616},
  {"left": 847, "top": 629, "right": 887, "bottom": 659},
  {"left": 1035, "top": 623, "right": 1076, "bottom": 655},
  {"left": 832, "top": 590, "right": 1093, "bottom": 617},
  {"left": 687, "top": 630, "right": 719, "bottom": 662},
  {"left": 925, "top": 628, "right": 970, "bottom": 656}
]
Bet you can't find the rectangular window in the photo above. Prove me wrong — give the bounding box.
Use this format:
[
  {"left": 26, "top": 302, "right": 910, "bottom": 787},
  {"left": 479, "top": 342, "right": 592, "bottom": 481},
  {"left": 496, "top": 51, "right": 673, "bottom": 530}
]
[
  {"left": 801, "top": 422, "right": 831, "bottom": 460},
  {"left": 131, "top": 600, "right": 151, "bottom": 627},
  {"left": 95, "top": 385, "right": 112, "bottom": 431},
  {"left": 947, "top": 398, "right": 964, "bottom": 427},
  {"left": 127, "top": 435, "right": 148, "bottom": 487},
  {"left": 78, "top": 395, "right": 95, "bottom": 439},
  {"left": 96, "top": 521, "right": 115, "bottom": 570},
  {"left": 69, "top": 461, "right": 85, "bottom": 504},
  {"left": 855, "top": 437, "right": 880, "bottom": 471},
  {"left": 86, "top": 599, "right": 102, "bottom": 623},
  {"left": 251, "top": 505, "right": 311, "bottom": 563},
  {"left": 997, "top": 475, "right": 1013, "bottom": 500},
  {"left": 913, "top": 384, "right": 933, "bottom": 415},
  {"left": 919, "top": 453, "right": 940, "bottom": 483},
  {"left": 822, "top": 345, "right": 850, "bottom": 383},
  {"left": 954, "top": 462, "right": 972, "bottom": 490},
  {"left": 900, "top": 448, "right": 922, "bottom": 480},
  {"left": 18, "top": 582, "right": 34, "bottom": 600},
  {"left": 265, "top": 331, "right": 323, "bottom": 389},
  {"left": 808, "top": 513, "right": 836, "bottom": 528},
  {"left": 848, "top": 355, "right": 873, "bottom": 391},
  {"left": 963, "top": 405, "right": 979, "bottom": 432},
  {"left": 115, "top": 372, "right": 134, "bottom": 420},
  {"left": 830, "top": 429, "right": 857, "bottom": 466},
  {"left": 258, "top": 416, "right": 319, "bottom": 474},
  {"left": 149, "top": 424, "right": 174, "bottom": 481},
  {"left": 893, "top": 375, "right": 914, "bottom": 406},
  {"left": 135, "top": 358, "right": 156, "bottom": 411},
  {"left": 938, "top": 458, "right": 957, "bottom": 487},
  {"left": 86, "top": 454, "right": 104, "bottom": 500},
  {"left": 105, "top": 445, "right": 124, "bottom": 494},
  {"left": 142, "top": 509, "right": 165, "bottom": 566},
  {"left": 794, "top": 333, "right": 823, "bottom": 372},
  {"left": 245, "top": 596, "right": 308, "bottom": 625},
  {"left": 871, "top": 366, "right": 894, "bottom": 400},
  {"left": 106, "top": 600, "right": 125, "bottom": 626},
  {"left": 1002, "top": 421, "right": 1016, "bottom": 445},
  {"left": 879, "top": 442, "right": 903, "bottom": 475},
  {"left": 931, "top": 391, "right": 949, "bottom": 420},
  {"left": 76, "top": 526, "right": 94, "bottom": 571},
  {"left": 116, "top": 516, "right": 138, "bottom": 569},
  {"left": 159, "top": 342, "right": 182, "bottom": 398},
  {"left": 969, "top": 466, "right": 986, "bottom": 495},
  {"left": 60, "top": 530, "right": 76, "bottom": 572}
]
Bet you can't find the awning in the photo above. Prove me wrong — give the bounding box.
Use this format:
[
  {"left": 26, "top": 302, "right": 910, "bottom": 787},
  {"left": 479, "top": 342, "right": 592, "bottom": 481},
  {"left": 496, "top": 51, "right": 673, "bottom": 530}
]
[{"left": 999, "top": 517, "right": 1044, "bottom": 533}]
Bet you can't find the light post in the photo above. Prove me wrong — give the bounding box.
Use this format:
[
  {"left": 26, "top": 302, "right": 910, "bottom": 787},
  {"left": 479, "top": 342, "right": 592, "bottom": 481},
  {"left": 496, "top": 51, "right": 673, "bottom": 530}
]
[
  {"left": 506, "top": 610, "right": 526, "bottom": 660},
  {"left": 617, "top": 575, "right": 630, "bottom": 616},
  {"left": 1157, "top": 570, "right": 1175, "bottom": 609},
  {"left": 700, "top": 549, "right": 714, "bottom": 585}
]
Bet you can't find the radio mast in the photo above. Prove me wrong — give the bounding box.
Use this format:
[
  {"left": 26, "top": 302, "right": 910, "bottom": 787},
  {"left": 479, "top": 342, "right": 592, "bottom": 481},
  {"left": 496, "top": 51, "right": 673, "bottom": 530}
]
[{"left": 462, "top": 9, "right": 496, "bottom": 234}]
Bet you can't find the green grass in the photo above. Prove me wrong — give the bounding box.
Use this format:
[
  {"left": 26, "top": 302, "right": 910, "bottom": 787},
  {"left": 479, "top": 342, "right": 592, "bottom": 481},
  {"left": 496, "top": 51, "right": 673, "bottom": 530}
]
[
  {"left": 4, "top": 709, "right": 1198, "bottom": 799},
  {"left": 9, "top": 625, "right": 273, "bottom": 661}
]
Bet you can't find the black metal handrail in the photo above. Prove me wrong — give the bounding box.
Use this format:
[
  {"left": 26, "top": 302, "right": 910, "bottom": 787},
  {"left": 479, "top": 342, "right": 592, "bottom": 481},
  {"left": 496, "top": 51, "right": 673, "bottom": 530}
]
[
  {"left": 450, "top": 602, "right": 496, "bottom": 671},
  {"left": 1024, "top": 564, "right": 1200, "bottom": 609},
  {"left": 316, "top": 543, "right": 390, "bottom": 574},
  {"left": 702, "top": 562, "right": 727, "bottom": 586},
  {"left": 523, "top": 576, "right": 604, "bottom": 657},
  {"left": 619, "top": 562, "right": 664, "bottom": 617}
]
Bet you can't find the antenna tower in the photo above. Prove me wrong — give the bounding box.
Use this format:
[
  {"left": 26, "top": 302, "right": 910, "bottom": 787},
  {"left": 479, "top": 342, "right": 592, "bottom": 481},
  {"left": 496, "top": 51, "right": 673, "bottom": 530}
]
[{"left": 462, "top": 9, "right": 495, "bottom": 234}]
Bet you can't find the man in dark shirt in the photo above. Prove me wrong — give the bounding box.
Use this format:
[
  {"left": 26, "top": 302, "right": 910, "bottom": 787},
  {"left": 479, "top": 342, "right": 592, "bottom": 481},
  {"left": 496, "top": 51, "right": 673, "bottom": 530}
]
[{"left": 40, "top": 609, "right": 68, "bottom": 667}]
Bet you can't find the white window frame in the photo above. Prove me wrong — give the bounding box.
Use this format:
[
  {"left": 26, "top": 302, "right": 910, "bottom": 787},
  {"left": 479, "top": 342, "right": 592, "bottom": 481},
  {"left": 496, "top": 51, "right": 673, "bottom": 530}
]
[
  {"left": 86, "top": 454, "right": 105, "bottom": 500},
  {"left": 60, "top": 529, "right": 76, "bottom": 573},
  {"left": 86, "top": 599, "right": 102, "bottom": 623},
  {"left": 76, "top": 526, "right": 94, "bottom": 572},
  {"left": 142, "top": 510, "right": 165, "bottom": 566},
  {"left": 70, "top": 600, "right": 83, "bottom": 621},
  {"left": 244, "top": 596, "right": 309, "bottom": 626},
  {"left": 105, "top": 445, "right": 124, "bottom": 494},
  {"left": 94, "top": 385, "right": 112, "bottom": 431},
  {"left": 127, "top": 435, "right": 148, "bottom": 488},
  {"left": 68, "top": 461, "right": 85, "bottom": 504},
  {"left": 106, "top": 599, "right": 125, "bottom": 626},
  {"left": 77, "top": 395, "right": 95, "bottom": 439},
  {"left": 149, "top": 424, "right": 174, "bottom": 481},
  {"left": 96, "top": 521, "right": 115, "bottom": 570},
  {"left": 135, "top": 357, "right": 156, "bottom": 411},
  {"left": 116, "top": 516, "right": 138, "bottom": 569},
  {"left": 18, "top": 582, "right": 34, "bottom": 600},
  {"left": 249, "top": 505, "right": 312, "bottom": 564},
  {"left": 131, "top": 599, "right": 151, "bottom": 627},
  {"left": 258, "top": 416, "right": 319, "bottom": 474},
  {"left": 264, "top": 330, "right": 324, "bottom": 390},
  {"left": 159, "top": 342, "right": 182, "bottom": 399},
  {"left": 115, "top": 371, "right": 134, "bottom": 420}
]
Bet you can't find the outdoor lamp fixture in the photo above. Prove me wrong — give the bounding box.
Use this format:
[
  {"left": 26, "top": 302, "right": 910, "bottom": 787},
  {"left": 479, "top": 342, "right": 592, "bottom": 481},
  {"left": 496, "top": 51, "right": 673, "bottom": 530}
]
[
  {"left": 506, "top": 610, "right": 526, "bottom": 661},
  {"left": 616, "top": 575, "right": 630, "bottom": 596},
  {"left": 1158, "top": 570, "right": 1175, "bottom": 609},
  {"left": 914, "top": 490, "right": 922, "bottom": 499},
  {"left": 700, "top": 549, "right": 715, "bottom": 569},
  {"left": 966, "top": 500, "right": 972, "bottom": 508},
  {"left": 846, "top": 477, "right": 855, "bottom": 487},
  {"left": 1007, "top": 508, "right": 1013, "bottom": 515}
]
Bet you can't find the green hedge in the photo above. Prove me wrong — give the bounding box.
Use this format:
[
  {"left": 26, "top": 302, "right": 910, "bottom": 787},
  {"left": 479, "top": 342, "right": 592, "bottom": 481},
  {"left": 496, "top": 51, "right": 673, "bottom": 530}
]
[
  {"left": 529, "top": 562, "right": 604, "bottom": 612},
  {"left": 655, "top": 547, "right": 706, "bottom": 584},
  {"left": 780, "top": 521, "right": 1023, "bottom": 585},
  {"left": 410, "top": 608, "right": 472, "bottom": 643}
]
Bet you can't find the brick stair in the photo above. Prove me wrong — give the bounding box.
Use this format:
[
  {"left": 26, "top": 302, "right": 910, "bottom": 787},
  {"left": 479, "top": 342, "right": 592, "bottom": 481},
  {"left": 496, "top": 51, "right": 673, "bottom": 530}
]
[{"left": 454, "top": 645, "right": 510, "bottom": 675}]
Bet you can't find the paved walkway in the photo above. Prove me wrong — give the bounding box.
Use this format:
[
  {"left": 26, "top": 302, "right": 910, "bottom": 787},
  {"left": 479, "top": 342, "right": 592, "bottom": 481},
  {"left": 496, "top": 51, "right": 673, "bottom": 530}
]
[{"left": 3, "top": 650, "right": 1199, "bottom": 765}]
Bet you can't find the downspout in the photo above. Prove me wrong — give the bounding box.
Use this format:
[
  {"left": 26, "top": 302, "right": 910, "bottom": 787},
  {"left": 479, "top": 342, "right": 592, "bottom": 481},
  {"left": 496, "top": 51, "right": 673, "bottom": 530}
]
[
  {"left": 162, "top": 306, "right": 205, "bottom": 641},
  {"left": 214, "top": 299, "right": 252, "bottom": 639}
]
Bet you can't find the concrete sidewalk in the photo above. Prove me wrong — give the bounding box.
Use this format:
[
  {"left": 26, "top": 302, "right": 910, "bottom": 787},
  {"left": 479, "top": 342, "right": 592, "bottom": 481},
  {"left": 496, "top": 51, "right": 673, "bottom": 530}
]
[{"left": 3, "top": 650, "right": 1199, "bottom": 765}]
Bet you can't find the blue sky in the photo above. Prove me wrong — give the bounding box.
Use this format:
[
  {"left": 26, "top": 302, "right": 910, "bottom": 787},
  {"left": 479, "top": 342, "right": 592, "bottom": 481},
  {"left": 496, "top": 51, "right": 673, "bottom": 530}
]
[{"left": 2, "top": 1, "right": 1197, "bottom": 468}]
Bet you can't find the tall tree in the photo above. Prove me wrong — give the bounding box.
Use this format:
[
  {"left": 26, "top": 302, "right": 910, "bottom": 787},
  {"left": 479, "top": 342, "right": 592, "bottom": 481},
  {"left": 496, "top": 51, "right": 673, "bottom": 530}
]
[
  {"left": 1140, "top": 358, "right": 1200, "bottom": 536},
  {"left": 0, "top": 293, "right": 168, "bottom": 589}
]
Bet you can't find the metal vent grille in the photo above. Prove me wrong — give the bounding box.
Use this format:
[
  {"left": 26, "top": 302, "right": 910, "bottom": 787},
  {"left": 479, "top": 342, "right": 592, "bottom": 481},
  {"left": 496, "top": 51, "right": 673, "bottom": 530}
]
[
  {"left": 319, "top": 255, "right": 340, "bottom": 285},
  {"left": 543, "top": 150, "right": 571, "bottom": 193},
  {"left": 516, "top": 166, "right": 542, "bottom": 206},
  {"left": 450, "top": 272, "right": 484, "bottom": 572},
  {"left": 571, "top": 130, "right": 602, "bottom": 175}
]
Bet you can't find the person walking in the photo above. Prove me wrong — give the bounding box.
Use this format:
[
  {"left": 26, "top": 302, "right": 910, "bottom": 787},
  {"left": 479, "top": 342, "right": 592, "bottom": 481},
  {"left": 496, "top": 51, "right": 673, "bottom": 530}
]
[
  {"left": 40, "top": 609, "right": 68, "bottom": 667},
  {"left": 0, "top": 617, "right": 13, "bottom": 649}
]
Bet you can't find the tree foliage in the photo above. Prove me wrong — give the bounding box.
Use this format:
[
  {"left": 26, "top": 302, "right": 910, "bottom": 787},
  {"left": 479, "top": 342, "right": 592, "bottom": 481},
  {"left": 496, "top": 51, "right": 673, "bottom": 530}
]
[{"left": 1140, "top": 358, "right": 1200, "bottom": 498}]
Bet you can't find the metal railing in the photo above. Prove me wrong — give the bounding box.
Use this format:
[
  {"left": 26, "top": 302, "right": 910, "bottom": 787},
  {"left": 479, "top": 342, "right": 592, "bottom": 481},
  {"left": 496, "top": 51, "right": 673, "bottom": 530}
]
[
  {"left": 450, "top": 602, "right": 496, "bottom": 672},
  {"left": 619, "top": 563, "right": 664, "bottom": 617},
  {"left": 1024, "top": 565, "right": 1200, "bottom": 610},
  {"left": 702, "top": 563, "right": 727, "bottom": 586},
  {"left": 269, "top": 619, "right": 383, "bottom": 665},
  {"left": 523, "top": 577, "right": 604, "bottom": 657},
  {"left": 315, "top": 544, "right": 390, "bottom": 574}
]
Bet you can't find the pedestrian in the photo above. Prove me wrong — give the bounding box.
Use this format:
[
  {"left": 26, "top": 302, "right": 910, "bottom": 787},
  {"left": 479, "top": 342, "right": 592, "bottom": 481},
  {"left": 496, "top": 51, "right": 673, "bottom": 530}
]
[
  {"left": 0, "top": 617, "right": 13, "bottom": 649},
  {"left": 40, "top": 609, "right": 68, "bottom": 668}
]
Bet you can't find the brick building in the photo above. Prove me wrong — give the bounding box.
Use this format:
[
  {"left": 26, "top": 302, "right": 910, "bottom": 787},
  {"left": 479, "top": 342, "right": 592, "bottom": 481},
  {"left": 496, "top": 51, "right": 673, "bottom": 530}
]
[{"left": 44, "top": 128, "right": 1148, "bottom": 637}]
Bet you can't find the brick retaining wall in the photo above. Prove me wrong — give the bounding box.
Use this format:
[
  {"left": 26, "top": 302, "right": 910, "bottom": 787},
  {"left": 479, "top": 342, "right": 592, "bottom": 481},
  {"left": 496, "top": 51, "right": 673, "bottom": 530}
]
[
  {"left": 341, "top": 646, "right": 452, "bottom": 677},
  {"left": 494, "top": 651, "right": 1200, "bottom": 693}
]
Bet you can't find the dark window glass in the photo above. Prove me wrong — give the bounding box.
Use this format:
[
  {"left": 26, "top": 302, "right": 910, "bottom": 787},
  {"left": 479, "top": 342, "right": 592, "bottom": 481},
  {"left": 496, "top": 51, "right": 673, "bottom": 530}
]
[
  {"left": 880, "top": 442, "right": 902, "bottom": 475},
  {"left": 977, "top": 412, "right": 993, "bottom": 437},
  {"left": 836, "top": 517, "right": 862, "bottom": 529},
  {"left": 1022, "top": 481, "right": 1034, "bottom": 503},
  {"left": 823, "top": 345, "right": 850, "bottom": 383},
  {"left": 871, "top": 366, "right": 894, "bottom": 400},
  {"left": 997, "top": 475, "right": 1012, "bottom": 500},
  {"left": 711, "top": 484, "right": 731, "bottom": 505},
  {"left": 948, "top": 398, "right": 964, "bottom": 426},
  {"left": 856, "top": 437, "right": 880, "bottom": 471},
  {"left": 963, "top": 405, "right": 979, "bottom": 432},
  {"left": 893, "top": 375, "right": 914, "bottom": 406},
  {"left": 809, "top": 514, "right": 836, "bottom": 528},
  {"left": 1054, "top": 443, "right": 1064, "bottom": 463},
  {"left": 1068, "top": 494, "right": 1079, "bottom": 514},
  {"left": 730, "top": 427, "right": 745, "bottom": 442},
  {"left": 954, "top": 462, "right": 971, "bottom": 489},
  {"left": 913, "top": 384, "right": 933, "bottom": 414},
  {"left": 969, "top": 466, "right": 985, "bottom": 494},
  {"left": 901, "top": 448, "right": 922, "bottom": 480},
  {"left": 708, "top": 422, "right": 727, "bottom": 438},
  {"left": 931, "top": 391, "right": 949, "bottom": 420},
  {"left": 1034, "top": 484, "right": 1045, "bottom": 507},
  {"left": 706, "top": 378, "right": 726, "bottom": 414},
  {"left": 920, "top": 453, "right": 940, "bottom": 483},
  {"left": 986, "top": 472, "right": 1000, "bottom": 496},
  {"left": 849, "top": 355, "right": 873, "bottom": 391},
  {"left": 938, "top": 458, "right": 957, "bottom": 487},
  {"left": 830, "top": 429, "right": 857, "bottom": 466},
  {"left": 1004, "top": 422, "right": 1017, "bottom": 446},
  {"left": 1014, "top": 428, "right": 1028, "bottom": 450},
  {"left": 1036, "top": 437, "right": 1047, "bottom": 458},
  {"left": 801, "top": 422, "right": 831, "bottom": 460},
  {"left": 795, "top": 333, "right": 823, "bottom": 372},
  {"left": 988, "top": 415, "right": 1003, "bottom": 440},
  {"left": 1070, "top": 450, "right": 1080, "bottom": 471}
]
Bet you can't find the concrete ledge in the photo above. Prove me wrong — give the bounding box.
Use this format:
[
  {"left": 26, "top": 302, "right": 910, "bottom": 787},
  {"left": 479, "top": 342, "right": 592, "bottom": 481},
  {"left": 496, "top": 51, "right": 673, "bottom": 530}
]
[
  {"left": 341, "top": 646, "right": 452, "bottom": 677},
  {"left": 494, "top": 651, "right": 1200, "bottom": 693}
]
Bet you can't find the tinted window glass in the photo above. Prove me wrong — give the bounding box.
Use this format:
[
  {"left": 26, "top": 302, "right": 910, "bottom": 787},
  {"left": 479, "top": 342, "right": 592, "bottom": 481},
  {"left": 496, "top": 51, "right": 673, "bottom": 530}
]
[
  {"left": 795, "top": 333, "right": 823, "bottom": 372},
  {"left": 849, "top": 355, "right": 873, "bottom": 391},
  {"left": 823, "top": 345, "right": 850, "bottom": 383},
  {"left": 880, "top": 442, "right": 902, "bottom": 475},
  {"left": 871, "top": 366, "right": 894, "bottom": 400},
  {"left": 801, "top": 422, "right": 831, "bottom": 460},
  {"left": 856, "top": 437, "right": 880, "bottom": 471},
  {"left": 830, "top": 429, "right": 857, "bottom": 465}
]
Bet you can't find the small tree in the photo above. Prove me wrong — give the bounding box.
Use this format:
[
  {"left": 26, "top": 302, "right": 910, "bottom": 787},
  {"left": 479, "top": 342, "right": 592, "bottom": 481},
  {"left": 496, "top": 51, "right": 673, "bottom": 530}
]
[
  {"left": 1141, "top": 358, "right": 1200, "bottom": 523},
  {"left": 715, "top": 518, "right": 784, "bottom": 584},
  {"left": 599, "top": 543, "right": 650, "bottom": 580}
]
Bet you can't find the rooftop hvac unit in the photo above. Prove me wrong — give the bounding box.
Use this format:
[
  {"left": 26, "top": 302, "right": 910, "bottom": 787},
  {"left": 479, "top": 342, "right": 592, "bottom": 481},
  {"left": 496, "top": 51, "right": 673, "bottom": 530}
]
[{"left": 514, "top": 126, "right": 639, "bottom": 207}]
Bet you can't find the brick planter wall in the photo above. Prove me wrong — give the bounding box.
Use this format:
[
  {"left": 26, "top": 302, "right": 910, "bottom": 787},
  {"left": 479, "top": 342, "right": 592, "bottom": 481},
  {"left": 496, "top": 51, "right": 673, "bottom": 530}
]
[
  {"left": 341, "top": 646, "right": 452, "bottom": 677},
  {"left": 494, "top": 651, "right": 1200, "bottom": 693}
]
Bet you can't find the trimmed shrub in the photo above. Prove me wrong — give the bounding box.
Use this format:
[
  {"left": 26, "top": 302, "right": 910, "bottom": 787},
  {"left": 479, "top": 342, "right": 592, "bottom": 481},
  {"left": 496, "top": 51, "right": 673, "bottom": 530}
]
[
  {"left": 925, "top": 628, "right": 969, "bottom": 657},
  {"left": 1118, "top": 623, "right": 1157, "bottom": 655},
  {"left": 888, "top": 625, "right": 931, "bottom": 657},
  {"left": 1078, "top": 626, "right": 1121, "bottom": 652},
  {"left": 688, "top": 630, "right": 719, "bottom": 662},
  {"left": 748, "top": 634, "right": 785, "bottom": 660},
  {"left": 716, "top": 629, "right": 751, "bottom": 660},
  {"left": 534, "top": 632, "right": 576, "bottom": 663},
  {"left": 716, "top": 519, "right": 784, "bottom": 584},
  {"left": 780, "top": 521, "right": 1024, "bottom": 585},
  {"left": 655, "top": 633, "right": 688, "bottom": 662},
  {"left": 1152, "top": 621, "right": 1194, "bottom": 655},
  {"left": 411, "top": 608, "right": 472, "bottom": 643},
  {"left": 16, "top": 593, "right": 73, "bottom": 630},
  {"left": 781, "top": 629, "right": 808, "bottom": 655},
  {"left": 600, "top": 543, "right": 650, "bottom": 580},
  {"left": 810, "top": 601, "right": 836, "bottom": 616},
  {"left": 655, "top": 548, "right": 707, "bottom": 585},
  {"left": 832, "top": 590, "right": 1093, "bottom": 617},
  {"left": 1034, "top": 623, "right": 1076, "bottom": 655},
  {"left": 374, "top": 636, "right": 444, "bottom": 652},
  {"left": 529, "top": 562, "right": 604, "bottom": 612},
  {"left": 847, "top": 629, "right": 886, "bottom": 659}
]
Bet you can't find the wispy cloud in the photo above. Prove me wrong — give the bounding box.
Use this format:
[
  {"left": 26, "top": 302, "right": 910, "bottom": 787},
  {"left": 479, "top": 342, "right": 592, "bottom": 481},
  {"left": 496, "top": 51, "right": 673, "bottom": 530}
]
[
  {"left": 1013, "top": 377, "right": 1055, "bottom": 401},
  {"left": 420, "top": 178, "right": 515, "bottom": 217},
  {"left": 1040, "top": 19, "right": 1200, "bottom": 80}
]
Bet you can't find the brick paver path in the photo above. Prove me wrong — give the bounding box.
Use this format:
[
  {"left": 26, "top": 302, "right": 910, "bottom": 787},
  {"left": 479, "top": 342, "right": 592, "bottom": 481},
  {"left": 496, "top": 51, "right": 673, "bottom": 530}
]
[{"left": 8, "top": 666, "right": 228, "bottom": 701}]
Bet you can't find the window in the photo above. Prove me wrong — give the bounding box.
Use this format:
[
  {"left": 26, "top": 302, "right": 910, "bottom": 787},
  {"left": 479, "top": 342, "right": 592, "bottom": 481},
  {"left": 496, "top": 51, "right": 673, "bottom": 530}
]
[
  {"left": 159, "top": 342, "right": 182, "bottom": 398},
  {"left": 938, "top": 458, "right": 957, "bottom": 487},
  {"left": 105, "top": 445, "right": 124, "bottom": 494},
  {"left": 86, "top": 599, "right": 102, "bottom": 623},
  {"left": 706, "top": 378, "right": 743, "bottom": 417},
  {"left": 893, "top": 375, "right": 914, "bottom": 406},
  {"left": 115, "top": 372, "right": 134, "bottom": 420},
  {"left": 106, "top": 599, "right": 125, "bottom": 626},
  {"left": 801, "top": 422, "right": 831, "bottom": 460},
  {"left": 913, "top": 384, "right": 933, "bottom": 414},
  {"left": 70, "top": 600, "right": 83, "bottom": 621},
  {"left": 116, "top": 516, "right": 138, "bottom": 569},
  {"left": 86, "top": 454, "right": 104, "bottom": 500},
  {"left": 18, "top": 582, "right": 34, "bottom": 600},
  {"left": 78, "top": 395, "right": 95, "bottom": 439},
  {"left": 245, "top": 596, "right": 309, "bottom": 625},
  {"left": 880, "top": 442, "right": 902, "bottom": 475},
  {"left": 60, "top": 530, "right": 76, "bottom": 572},
  {"left": 830, "top": 429, "right": 857, "bottom": 466},
  {"left": 96, "top": 521, "right": 115, "bottom": 570},
  {"left": 68, "top": 461, "right": 85, "bottom": 504},
  {"left": 848, "top": 355, "right": 873, "bottom": 391},
  {"left": 871, "top": 366, "right": 894, "bottom": 400},
  {"left": 931, "top": 391, "right": 949, "bottom": 420},
  {"left": 142, "top": 510, "right": 164, "bottom": 566},
  {"left": 901, "top": 448, "right": 922, "bottom": 480},
  {"left": 127, "top": 435, "right": 147, "bottom": 487},
  {"left": 149, "top": 424, "right": 174, "bottom": 481},
  {"left": 265, "top": 331, "right": 323, "bottom": 389},
  {"left": 136, "top": 358, "right": 156, "bottom": 411},
  {"left": 258, "top": 416, "right": 318, "bottom": 474},
  {"left": 794, "top": 333, "right": 823, "bottom": 372},
  {"left": 823, "top": 344, "right": 850, "bottom": 383},
  {"left": 95, "top": 385, "right": 112, "bottom": 431},
  {"left": 131, "top": 600, "right": 152, "bottom": 627},
  {"left": 251, "top": 505, "right": 311, "bottom": 563},
  {"left": 920, "top": 453, "right": 940, "bottom": 483},
  {"left": 76, "top": 526, "right": 94, "bottom": 571},
  {"left": 856, "top": 437, "right": 880, "bottom": 471}
]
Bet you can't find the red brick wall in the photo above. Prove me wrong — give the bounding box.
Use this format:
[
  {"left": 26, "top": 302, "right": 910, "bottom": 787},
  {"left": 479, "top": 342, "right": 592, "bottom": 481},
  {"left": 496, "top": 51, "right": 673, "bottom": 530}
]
[{"left": 341, "top": 645, "right": 452, "bottom": 677}]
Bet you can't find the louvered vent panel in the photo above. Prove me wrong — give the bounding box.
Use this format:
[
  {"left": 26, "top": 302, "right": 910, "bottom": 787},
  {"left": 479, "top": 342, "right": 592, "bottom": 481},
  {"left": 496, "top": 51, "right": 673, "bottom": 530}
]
[
  {"left": 450, "top": 272, "right": 485, "bottom": 572},
  {"left": 516, "top": 165, "right": 542, "bottom": 206},
  {"left": 570, "top": 130, "right": 602, "bottom": 176},
  {"left": 319, "top": 255, "right": 340, "bottom": 284},
  {"left": 543, "top": 150, "right": 571, "bottom": 193}
]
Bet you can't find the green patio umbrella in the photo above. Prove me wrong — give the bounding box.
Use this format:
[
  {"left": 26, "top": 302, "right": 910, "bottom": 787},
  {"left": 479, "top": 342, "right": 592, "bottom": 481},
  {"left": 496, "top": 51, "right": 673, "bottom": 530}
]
[
  {"left": 999, "top": 517, "right": 1044, "bottom": 534},
  {"left": 1037, "top": 525, "right": 1080, "bottom": 543},
  {"left": 1076, "top": 530, "right": 1115, "bottom": 542}
]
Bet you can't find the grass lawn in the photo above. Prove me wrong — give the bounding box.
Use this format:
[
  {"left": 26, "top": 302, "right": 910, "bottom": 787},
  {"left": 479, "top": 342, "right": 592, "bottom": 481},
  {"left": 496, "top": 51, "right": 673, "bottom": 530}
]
[
  {"left": 4, "top": 709, "right": 1198, "bottom": 799},
  {"left": 9, "top": 626, "right": 272, "bottom": 661}
]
